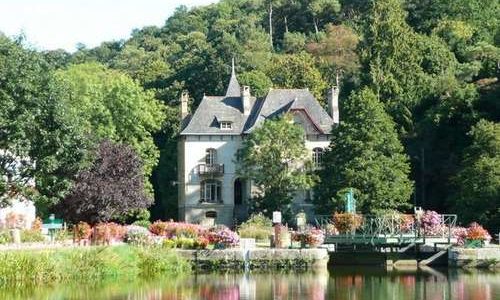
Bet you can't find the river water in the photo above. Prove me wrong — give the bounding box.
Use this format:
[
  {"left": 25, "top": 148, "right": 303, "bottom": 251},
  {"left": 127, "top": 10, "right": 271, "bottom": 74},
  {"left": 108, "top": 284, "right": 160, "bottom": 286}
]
[{"left": 2, "top": 267, "right": 499, "bottom": 300}]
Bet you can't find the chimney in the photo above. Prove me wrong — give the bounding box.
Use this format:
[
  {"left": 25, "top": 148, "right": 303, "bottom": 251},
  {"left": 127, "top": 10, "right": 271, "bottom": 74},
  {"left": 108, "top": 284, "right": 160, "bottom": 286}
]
[
  {"left": 241, "top": 85, "right": 251, "bottom": 115},
  {"left": 327, "top": 86, "right": 339, "bottom": 124},
  {"left": 180, "top": 91, "right": 189, "bottom": 124}
]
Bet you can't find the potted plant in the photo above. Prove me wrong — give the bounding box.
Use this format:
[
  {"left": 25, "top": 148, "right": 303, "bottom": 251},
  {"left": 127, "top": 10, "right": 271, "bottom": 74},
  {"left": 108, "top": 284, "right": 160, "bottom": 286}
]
[
  {"left": 464, "top": 222, "right": 491, "bottom": 248},
  {"left": 333, "top": 213, "right": 362, "bottom": 234}
]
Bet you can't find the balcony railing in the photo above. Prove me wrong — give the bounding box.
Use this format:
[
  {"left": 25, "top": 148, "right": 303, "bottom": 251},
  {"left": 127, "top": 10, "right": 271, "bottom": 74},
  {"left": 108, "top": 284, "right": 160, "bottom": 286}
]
[{"left": 197, "top": 164, "right": 224, "bottom": 176}]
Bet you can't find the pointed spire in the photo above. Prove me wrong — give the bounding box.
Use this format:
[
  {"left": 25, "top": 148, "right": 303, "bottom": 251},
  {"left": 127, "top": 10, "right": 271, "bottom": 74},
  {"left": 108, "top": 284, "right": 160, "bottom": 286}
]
[{"left": 225, "top": 57, "right": 241, "bottom": 97}]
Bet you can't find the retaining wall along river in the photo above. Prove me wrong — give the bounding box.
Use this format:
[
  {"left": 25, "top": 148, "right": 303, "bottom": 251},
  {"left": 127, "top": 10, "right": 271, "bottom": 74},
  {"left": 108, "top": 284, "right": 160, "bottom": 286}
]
[{"left": 175, "top": 248, "right": 329, "bottom": 270}]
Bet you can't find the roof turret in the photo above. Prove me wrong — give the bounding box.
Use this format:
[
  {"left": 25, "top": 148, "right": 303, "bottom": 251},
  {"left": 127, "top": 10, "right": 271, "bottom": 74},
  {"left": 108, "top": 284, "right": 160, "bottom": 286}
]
[{"left": 225, "top": 57, "right": 241, "bottom": 97}]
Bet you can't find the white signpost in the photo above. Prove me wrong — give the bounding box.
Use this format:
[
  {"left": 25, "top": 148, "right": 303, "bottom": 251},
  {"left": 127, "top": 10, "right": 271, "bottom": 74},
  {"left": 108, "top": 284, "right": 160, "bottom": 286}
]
[{"left": 272, "top": 211, "right": 282, "bottom": 224}]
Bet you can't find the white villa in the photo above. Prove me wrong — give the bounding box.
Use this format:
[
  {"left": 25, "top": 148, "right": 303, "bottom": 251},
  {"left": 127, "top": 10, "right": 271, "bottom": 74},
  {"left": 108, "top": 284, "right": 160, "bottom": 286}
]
[{"left": 177, "top": 61, "right": 339, "bottom": 226}]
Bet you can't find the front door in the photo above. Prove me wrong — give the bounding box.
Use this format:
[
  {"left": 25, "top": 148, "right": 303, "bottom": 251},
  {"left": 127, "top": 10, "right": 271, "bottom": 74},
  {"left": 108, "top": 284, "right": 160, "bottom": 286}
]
[{"left": 233, "top": 178, "right": 248, "bottom": 222}]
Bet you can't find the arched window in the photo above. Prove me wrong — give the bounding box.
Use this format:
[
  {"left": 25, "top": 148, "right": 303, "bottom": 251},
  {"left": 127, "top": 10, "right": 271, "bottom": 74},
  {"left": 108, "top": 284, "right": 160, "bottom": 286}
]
[
  {"left": 312, "top": 148, "right": 324, "bottom": 168},
  {"left": 200, "top": 179, "right": 222, "bottom": 203},
  {"left": 205, "top": 148, "right": 217, "bottom": 165}
]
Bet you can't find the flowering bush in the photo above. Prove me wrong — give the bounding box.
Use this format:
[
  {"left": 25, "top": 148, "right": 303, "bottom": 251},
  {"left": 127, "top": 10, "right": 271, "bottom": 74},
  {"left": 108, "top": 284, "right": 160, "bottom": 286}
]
[
  {"left": 466, "top": 222, "right": 491, "bottom": 242},
  {"left": 74, "top": 221, "right": 92, "bottom": 241},
  {"left": 452, "top": 226, "right": 468, "bottom": 246},
  {"left": 399, "top": 214, "right": 414, "bottom": 232},
  {"left": 420, "top": 210, "right": 444, "bottom": 236},
  {"left": 93, "top": 222, "right": 126, "bottom": 244},
  {"left": 207, "top": 226, "right": 239, "bottom": 248},
  {"left": 292, "top": 227, "right": 325, "bottom": 247},
  {"left": 125, "top": 225, "right": 153, "bottom": 246},
  {"left": 333, "top": 213, "right": 362, "bottom": 234},
  {"left": 149, "top": 221, "right": 204, "bottom": 238}
]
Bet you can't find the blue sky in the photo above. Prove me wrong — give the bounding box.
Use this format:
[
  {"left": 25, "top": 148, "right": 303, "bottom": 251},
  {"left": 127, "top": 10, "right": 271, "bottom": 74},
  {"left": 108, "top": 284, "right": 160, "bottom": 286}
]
[{"left": 0, "top": 0, "right": 218, "bottom": 52}]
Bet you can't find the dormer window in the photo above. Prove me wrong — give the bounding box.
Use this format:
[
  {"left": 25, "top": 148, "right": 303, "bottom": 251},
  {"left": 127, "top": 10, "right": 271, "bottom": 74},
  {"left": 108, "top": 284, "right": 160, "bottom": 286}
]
[{"left": 220, "top": 121, "right": 232, "bottom": 130}]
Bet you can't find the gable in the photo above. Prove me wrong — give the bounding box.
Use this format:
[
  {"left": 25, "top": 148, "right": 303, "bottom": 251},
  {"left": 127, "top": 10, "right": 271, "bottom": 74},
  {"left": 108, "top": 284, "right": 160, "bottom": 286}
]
[{"left": 291, "top": 109, "right": 323, "bottom": 135}]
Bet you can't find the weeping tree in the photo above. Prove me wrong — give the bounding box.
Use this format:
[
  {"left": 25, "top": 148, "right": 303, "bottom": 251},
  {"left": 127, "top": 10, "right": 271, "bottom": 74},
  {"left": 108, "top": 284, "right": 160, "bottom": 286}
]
[{"left": 58, "top": 140, "right": 153, "bottom": 224}]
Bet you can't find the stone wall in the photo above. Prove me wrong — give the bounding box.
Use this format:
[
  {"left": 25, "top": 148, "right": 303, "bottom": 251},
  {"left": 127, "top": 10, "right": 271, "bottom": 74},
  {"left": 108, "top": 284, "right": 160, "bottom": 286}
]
[
  {"left": 175, "top": 248, "right": 329, "bottom": 271},
  {"left": 448, "top": 246, "right": 500, "bottom": 268}
]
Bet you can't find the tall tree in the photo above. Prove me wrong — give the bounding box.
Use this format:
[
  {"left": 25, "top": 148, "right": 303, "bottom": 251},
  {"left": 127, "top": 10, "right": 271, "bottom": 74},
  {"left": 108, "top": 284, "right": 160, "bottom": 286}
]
[
  {"left": 266, "top": 52, "right": 327, "bottom": 103},
  {"left": 58, "top": 140, "right": 152, "bottom": 224},
  {"left": 307, "top": 24, "right": 360, "bottom": 86},
  {"left": 0, "top": 36, "right": 89, "bottom": 209},
  {"left": 315, "top": 88, "right": 413, "bottom": 213},
  {"left": 55, "top": 63, "right": 165, "bottom": 182},
  {"left": 237, "top": 114, "right": 316, "bottom": 219},
  {"left": 450, "top": 120, "right": 500, "bottom": 230}
]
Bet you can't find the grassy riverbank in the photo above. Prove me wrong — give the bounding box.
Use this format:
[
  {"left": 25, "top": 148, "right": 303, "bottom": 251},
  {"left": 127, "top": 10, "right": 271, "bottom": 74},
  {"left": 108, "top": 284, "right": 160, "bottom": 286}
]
[{"left": 0, "top": 245, "right": 191, "bottom": 286}]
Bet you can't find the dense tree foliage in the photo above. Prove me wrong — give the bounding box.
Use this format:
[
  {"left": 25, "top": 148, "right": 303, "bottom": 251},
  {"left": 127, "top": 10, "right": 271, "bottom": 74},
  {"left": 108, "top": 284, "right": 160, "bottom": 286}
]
[
  {"left": 450, "top": 120, "right": 500, "bottom": 230},
  {"left": 1, "top": 0, "right": 498, "bottom": 227},
  {"left": 237, "top": 114, "right": 315, "bottom": 219},
  {"left": 0, "top": 35, "right": 90, "bottom": 209},
  {"left": 315, "top": 88, "right": 413, "bottom": 214},
  {"left": 55, "top": 63, "right": 165, "bottom": 182},
  {"left": 58, "top": 141, "right": 152, "bottom": 224}
]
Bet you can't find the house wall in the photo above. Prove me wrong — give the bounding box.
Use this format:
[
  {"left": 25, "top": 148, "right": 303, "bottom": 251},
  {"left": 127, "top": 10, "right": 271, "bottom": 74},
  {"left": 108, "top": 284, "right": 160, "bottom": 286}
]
[
  {"left": 178, "top": 134, "right": 331, "bottom": 226},
  {"left": 178, "top": 135, "right": 244, "bottom": 225}
]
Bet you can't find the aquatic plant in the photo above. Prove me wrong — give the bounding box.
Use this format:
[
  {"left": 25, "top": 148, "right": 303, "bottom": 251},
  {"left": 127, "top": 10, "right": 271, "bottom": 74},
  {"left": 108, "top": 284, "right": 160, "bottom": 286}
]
[{"left": 0, "top": 246, "right": 191, "bottom": 286}]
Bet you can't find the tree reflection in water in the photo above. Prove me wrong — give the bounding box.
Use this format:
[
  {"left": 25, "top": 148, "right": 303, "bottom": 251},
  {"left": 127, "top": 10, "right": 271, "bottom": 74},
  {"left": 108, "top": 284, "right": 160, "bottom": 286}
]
[{"left": 0, "top": 267, "right": 499, "bottom": 299}]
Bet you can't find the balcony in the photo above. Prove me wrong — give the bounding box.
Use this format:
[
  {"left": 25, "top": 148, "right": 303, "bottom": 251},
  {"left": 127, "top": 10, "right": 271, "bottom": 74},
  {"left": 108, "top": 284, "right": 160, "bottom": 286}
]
[{"left": 197, "top": 164, "right": 224, "bottom": 176}]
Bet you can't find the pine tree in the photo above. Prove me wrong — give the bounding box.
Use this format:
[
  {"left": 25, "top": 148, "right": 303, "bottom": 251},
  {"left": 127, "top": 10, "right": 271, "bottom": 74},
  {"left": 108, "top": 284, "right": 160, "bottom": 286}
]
[{"left": 315, "top": 88, "right": 414, "bottom": 213}]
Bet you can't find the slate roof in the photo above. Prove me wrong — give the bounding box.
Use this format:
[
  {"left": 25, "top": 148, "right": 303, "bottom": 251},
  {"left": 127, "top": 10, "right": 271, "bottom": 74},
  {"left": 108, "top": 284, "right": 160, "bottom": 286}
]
[
  {"left": 247, "top": 89, "right": 334, "bottom": 134},
  {"left": 180, "top": 68, "right": 335, "bottom": 135}
]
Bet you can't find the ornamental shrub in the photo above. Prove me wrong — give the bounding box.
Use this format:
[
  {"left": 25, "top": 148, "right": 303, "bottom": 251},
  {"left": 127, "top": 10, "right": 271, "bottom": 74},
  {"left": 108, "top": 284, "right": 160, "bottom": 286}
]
[
  {"left": 333, "top": 213, "right": 362, "bottom": 234},
  {"left": 149, "top": 221, "right": 204, "bottom": 239},
  {"left": 92, "top": 222, "right": 126, "bottom": 244},
  {"left": 74, "top": 222, "right": 92, "bottom": 241},
  {"left": 238, "top": 213, "right": 273, "bottom": 240},
  {"left": 466, "top": 222, "right": 491, "bottom": 242},
  {"left": 420, "top": 210, "right": 444, "bottom": 236},
  {"left": 452, "top": 226, "right": 468, "bottom": 245},
  {"left": 125, "top": 225, "right": 153, "bottom": 246},
  {"left": 207, "top": 226, "right": 239, "bottom": 248},
  {"left": 292, "top": 227, "right": 325, "bottom": 247}
]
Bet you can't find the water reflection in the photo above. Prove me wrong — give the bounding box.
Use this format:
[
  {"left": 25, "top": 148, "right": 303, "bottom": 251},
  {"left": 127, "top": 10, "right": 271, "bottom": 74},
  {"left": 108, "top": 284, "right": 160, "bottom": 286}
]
[{"left": 1, "top": 267, "right": 499, "bottom": 300}]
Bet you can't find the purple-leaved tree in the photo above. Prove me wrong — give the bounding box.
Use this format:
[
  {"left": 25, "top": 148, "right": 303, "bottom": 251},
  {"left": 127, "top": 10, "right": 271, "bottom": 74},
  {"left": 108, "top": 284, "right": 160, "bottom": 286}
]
[{"left": 59, "top": 140, "right": 152, "bottom": 224}]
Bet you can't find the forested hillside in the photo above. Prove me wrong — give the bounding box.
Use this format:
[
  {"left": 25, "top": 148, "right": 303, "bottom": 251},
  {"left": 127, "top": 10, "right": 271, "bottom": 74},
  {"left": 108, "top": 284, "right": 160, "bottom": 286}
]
[{"left": 1, "top": 0, "right": 498, "bottom": 229}]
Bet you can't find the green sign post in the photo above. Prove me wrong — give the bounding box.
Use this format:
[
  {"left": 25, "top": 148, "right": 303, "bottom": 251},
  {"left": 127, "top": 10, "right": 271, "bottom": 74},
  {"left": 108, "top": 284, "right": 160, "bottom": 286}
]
[{"left": 345, "top": 188, "right": 356, "bottom": 213}]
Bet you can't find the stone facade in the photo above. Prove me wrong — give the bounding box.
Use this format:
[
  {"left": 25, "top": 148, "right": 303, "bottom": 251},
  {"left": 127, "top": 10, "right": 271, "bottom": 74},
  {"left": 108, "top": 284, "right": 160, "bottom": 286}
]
[{"left": 178, "top": 61, "right": 338, "bottom": 226}]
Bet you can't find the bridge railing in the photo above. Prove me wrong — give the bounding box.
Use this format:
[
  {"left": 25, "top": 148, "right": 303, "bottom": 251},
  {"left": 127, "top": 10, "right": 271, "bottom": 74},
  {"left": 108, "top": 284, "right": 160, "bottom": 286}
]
[{"left": 315, "top": 213, "right": 458, "bottom": 243}]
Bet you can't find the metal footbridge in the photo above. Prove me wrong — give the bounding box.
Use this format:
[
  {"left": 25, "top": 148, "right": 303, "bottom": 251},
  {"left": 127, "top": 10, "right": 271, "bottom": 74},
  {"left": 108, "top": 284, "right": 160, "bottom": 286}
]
[{"left": 315, "top": 214, "right": 458, "bottom": 249}]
